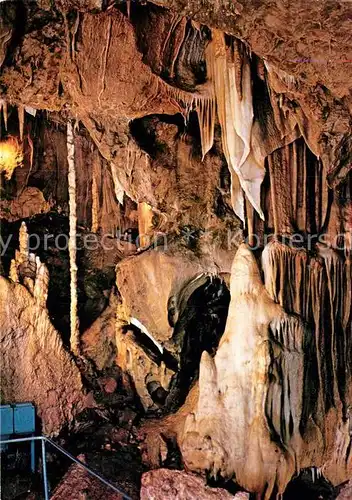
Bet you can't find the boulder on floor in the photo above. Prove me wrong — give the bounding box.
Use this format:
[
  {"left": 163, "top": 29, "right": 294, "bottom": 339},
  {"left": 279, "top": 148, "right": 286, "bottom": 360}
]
[{"left": 140, "top": 468, "right": 249, "bottom": 500}]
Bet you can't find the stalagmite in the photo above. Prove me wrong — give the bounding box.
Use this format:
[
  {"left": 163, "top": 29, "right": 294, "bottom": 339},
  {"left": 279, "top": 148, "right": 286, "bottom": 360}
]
[
  {"left": 157, "top": 242, "right": 352, "bottom": 496},
  {"left": 67, "top": 120, "right": 80, "bottom": 355},
  {"left": 1, "top": 224, "right": 86, "bottom": 435},
  {"left": 178, "top": 245, "right": 306, "bottom": 497}
]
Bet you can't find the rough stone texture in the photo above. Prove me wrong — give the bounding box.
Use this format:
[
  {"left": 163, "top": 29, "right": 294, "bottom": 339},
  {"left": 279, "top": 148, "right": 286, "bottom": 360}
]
[
  {"left": 336, "top": 480, "right": 352, "bottom": 499},
  {"left": 140, "top": 468, "right": 247, "bottom": 499},
  {"left": 82, "top": 244, "right": 233, "bottom": 409},
  {"left": 0, "top": 186, "right": 51, "bottom": 221},
  {"left": 81, "top": 293, "right": 118, "bottom": 371},
  {"left": 51, "top": 455, "right": 123, "bottom": 500},
  {"left": 0, "top": 225, "right": 86, "bottom": 435},
  {"left": 151, "top": 0, "right": 352, "bottom": 99},
  {"left": 116, "top": 248, "right": 206, "bottom": 343}
]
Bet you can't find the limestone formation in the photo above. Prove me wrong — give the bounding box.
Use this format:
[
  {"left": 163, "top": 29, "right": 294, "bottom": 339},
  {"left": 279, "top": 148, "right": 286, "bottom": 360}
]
[
  {"left": 0, "top": 1, "right": 351, "bottom": 497},
  {"left": 0, "top": 224, "right": 86, "bottom": 435}
]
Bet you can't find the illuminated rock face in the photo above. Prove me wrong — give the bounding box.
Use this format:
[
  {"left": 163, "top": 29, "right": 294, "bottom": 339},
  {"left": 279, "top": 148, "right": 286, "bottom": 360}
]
[{"left": 176, "top": 244, "right": 351, "bottom": 496}]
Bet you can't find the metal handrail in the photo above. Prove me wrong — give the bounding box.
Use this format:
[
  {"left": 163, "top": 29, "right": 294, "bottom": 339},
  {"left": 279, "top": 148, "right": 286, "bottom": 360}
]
[{"left": 0, "top": 435, "right": 131, "bottom": 500}]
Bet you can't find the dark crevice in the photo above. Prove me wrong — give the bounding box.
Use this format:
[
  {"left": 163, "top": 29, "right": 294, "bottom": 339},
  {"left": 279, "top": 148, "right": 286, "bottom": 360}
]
[{"left": 165, "top": 276, "right": 230, "bottom": 412}]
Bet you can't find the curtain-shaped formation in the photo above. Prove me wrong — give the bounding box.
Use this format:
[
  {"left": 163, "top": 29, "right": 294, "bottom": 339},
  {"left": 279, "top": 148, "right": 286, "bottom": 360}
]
[
  {"left": 262, "top": 240, "right": 351, "bottom": 434},
  {"left": 89, "top": 150, "right": 122, "bottom": 235},
  {"left": 205, "top": 30, "right": 265, "bottom": 222},
  {"left": 266, "top": 138, "right": 329, "bottom": 235},
  {"left": 195, "top": 95, "right": 216, "bottom": 159}
]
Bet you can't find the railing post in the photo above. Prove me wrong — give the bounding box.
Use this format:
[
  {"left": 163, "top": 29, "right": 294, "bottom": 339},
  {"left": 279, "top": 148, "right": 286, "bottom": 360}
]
[
  {"left": 0, "top": 435, "right": 131, "bottom": 499},
  {"left": 30, "top": 434, "right": 35, "bottom": 474},
  {"left": 41, "top": 438, "right": 50, "bottom": 500}
]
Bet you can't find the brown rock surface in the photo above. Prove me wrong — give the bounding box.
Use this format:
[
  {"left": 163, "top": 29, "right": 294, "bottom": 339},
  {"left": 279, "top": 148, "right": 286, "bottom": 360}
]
[
  {"left": 0, "top": 224, "right": 85, "bottom": 435},
  {"left": 0, "top": 186, "right": 51, "bottom": 221},
  {"left": 151, "top": 0, "right": 352, "bottom": 99},
  {"left": 140, "top": 468, "right": 248, "bottom": 499},
  {"left": 336, "top": 480, "right": 352, "bottom": 499},
  {"left": 51, "top": 455, "right": 123, "bottom": 500}
]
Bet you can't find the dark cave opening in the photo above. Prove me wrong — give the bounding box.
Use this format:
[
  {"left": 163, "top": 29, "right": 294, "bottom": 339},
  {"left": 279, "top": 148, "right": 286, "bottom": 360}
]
[{"left": 165, "top": 275, "right": 230, "bottom": 412}]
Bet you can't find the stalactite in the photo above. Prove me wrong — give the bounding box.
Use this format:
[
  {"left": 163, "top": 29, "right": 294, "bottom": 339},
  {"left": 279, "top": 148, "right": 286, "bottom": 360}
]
[
  {"left": 262, "top": 236, "right": 351, "bottom": 442},
  {"left": 91, "top": 171, "right": 99, "bottom": 233},
  {"left": 195, "top": 95, "right": 216, "bottom": 159},
  {"left": 151, "top": 73, "right": 216, "bottom": 160},
  {"left": 18, "top": 104, "right": 24, "bottom": 141},
  {"left": 265, "top": 61, "right": 296, "bottom": 91},
  {"left": 317, "top": 244, "right": 347, "bottom": 404},
  {"left": 232, "top": 38, "right": 243, "bottom": 101},
  {"left": 205, "top": 29, "right": 265, "bottom": 222},
  {"left": 164, "top": 16, "right": 187, "bottom": 80},
  {"left": 267, "top": 144, "right": 294, "bottom": 234},
  {"left": 262, "top": 240, "right": 308, "bottom": 317},
  {"left": 90, "top": 150, "right": 100, "bottom": 233},
  {"left": 266, "top": 314, "right": 305, "bottom": 461},
  {"left": 265, "top": 138, "right": 327, "bottom": 235},
  {"left": 67, "top": 120, "right": 80, "bottom": 356},
  {"left": 296, "top": 140, "right": 307, "bottom": 231},
  {"left": 265, "top": 62, "right": 321, "bottom": 160},
  {"left": 0, "top": 99, "right": 8, "bottom": 130},
  {"left": 110, "top": 161, "right": 124, "bottom": 205},
  {"left": 138, "top": 201, "right": 154, "bottom": 248},
  {"left": 25, "top": 133, "right": 34, "bottom": 188}
]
